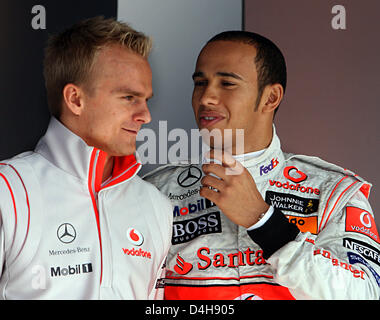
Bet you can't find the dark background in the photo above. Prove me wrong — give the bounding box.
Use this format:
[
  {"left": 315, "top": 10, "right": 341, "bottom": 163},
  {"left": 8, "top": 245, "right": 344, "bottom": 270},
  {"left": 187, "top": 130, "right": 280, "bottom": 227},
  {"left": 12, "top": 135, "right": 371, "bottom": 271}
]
[
  {"left": 0, "top": 0, "right": 117, "bottom": 159},
  {"left": 245, "top": 0, "right": 380, "bottom": 226}
]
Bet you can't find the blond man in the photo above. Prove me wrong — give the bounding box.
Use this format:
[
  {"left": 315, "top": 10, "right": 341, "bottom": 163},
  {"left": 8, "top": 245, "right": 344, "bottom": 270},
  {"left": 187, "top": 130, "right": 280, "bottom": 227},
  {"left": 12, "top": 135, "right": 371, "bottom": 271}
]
[{"left": 0, "top": 16, "right": 172, "bottom": 299}]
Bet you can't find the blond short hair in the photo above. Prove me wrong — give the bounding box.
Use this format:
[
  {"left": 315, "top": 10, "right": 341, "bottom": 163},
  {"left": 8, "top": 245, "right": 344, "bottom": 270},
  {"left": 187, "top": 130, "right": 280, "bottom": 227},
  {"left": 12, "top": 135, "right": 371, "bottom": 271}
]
[{"left": 43, "top": 16, "right": 152, "bottom": 118}]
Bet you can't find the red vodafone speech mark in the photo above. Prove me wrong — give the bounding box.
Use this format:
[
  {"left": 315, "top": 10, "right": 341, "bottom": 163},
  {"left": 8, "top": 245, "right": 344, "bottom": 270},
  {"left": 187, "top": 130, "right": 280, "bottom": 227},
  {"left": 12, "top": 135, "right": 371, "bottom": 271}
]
[
  {"left": 127, "top": 228, "right": 144, "bottom": 246},
  {"left": 283, "top": 166, "right": 308, "bottom": 183},
  {"left": 129, "top": 229, "right": 140, "bottom": 242}
]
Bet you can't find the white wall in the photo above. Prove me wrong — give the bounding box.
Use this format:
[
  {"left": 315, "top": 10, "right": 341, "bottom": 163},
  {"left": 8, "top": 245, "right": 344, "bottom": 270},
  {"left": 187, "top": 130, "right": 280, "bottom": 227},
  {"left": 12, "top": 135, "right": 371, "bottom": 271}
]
[{"left": 117, "top": 0, "right": 243, "bottom": 175}]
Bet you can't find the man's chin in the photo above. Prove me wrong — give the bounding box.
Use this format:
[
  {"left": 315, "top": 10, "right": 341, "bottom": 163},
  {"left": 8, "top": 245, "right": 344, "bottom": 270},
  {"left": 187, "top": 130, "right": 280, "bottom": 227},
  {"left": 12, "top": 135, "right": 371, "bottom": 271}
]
[
  {"left": 199, "top": 127, "right": 227, "bottom": 148},
  {"left": 107, "top": 144, "right": 136, "bottom": 158},
  {"left": 117, "top": 149, "right": 136, "bottom": 157}
]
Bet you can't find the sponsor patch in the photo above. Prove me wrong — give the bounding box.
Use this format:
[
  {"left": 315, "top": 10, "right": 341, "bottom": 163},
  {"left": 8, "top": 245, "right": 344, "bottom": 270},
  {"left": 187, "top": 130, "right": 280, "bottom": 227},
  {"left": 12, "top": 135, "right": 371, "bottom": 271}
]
[
  {"left": 174, "top": 253, "right": 193, "bottom": 275},
  {"left": 265, "top": 191, "right": 319, "bottom": 214},
  {"left": 168, "top": 187, "right": 200, "bottom": 201},
  {"left": 259, "top": 158, "right": 279, "bottom": 176},
  {"left": 126, "top": 228, "right": 144, "bottom": 246},
  {"left": 172, "top": 212, "right": 222, "bottom": 245},
  {"left": 345, "top": 207, "right": 380, "bottom": 244},
  {"left": 177, "top": 166, "right": 202, "bottom": 187},
  {"left": 286, "top": 215, "right": 318, "bottom": 234},
  {"left": 347, "top": 252, "right": 380, "bottom": 287},
  {"left": 171, "top": 247, "right": 267, "bottom": 276},
  {"left": 50, "top": 263, "right": 93, "bottom": 277},
  {"left": 173, "top": 198, "right": 215, "bottom": 217},
  {"left": 314, "top": 249, "right": 365, "bottom": 280},
  {"left": 197, "top": 247, "right": 266, "bottom": 270},
  {"left": 122, "top": 247, "right": 152, "bottom": 259},
  {"left": 268, "top": 179, "right": 320, "bottom": 195},
  {"left": 283, "top": 166, "right": 308, "bottom": 183},
  {"left": 343, "top": 238, "right": 380, "bottom": 267}
]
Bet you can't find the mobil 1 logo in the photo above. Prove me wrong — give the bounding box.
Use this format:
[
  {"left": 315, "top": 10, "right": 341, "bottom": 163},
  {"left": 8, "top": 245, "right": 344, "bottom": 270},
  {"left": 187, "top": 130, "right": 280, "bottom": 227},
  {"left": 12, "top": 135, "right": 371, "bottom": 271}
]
[
  {"left": 172, "top": 212, "right": 222, "bottom": 245},
  {"left": 50, "top": 263, "right": 93, "bottom": 277},
  {"left": 173, "top": 198, "right": 216, "bottom": 217}
]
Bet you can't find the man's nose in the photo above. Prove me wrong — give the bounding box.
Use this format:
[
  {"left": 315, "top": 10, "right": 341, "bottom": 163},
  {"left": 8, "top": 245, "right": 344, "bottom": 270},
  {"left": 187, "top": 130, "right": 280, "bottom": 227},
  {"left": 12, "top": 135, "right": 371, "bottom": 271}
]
[
  {"left": 134, "top": 101, "right": 151, "bottom": 124},
  {"left": 199, "top": 85, "right": 219, "bottom": 106}
]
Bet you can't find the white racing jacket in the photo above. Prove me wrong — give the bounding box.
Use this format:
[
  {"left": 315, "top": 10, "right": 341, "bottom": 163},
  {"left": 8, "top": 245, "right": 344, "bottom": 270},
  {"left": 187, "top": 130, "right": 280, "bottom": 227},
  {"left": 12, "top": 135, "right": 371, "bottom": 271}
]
[
  {"left": 0, "top": 117, "right": 172, "bottom": 299},
  {"left": 144, "top": 129, "right": 380, "bottom": 300}
]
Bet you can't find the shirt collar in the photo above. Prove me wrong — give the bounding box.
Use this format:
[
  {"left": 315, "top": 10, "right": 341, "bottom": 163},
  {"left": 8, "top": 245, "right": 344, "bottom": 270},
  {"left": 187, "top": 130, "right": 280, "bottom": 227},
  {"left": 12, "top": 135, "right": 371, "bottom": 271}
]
[{"left": 35, "top": 117, "right": 141, "bottom": 192}]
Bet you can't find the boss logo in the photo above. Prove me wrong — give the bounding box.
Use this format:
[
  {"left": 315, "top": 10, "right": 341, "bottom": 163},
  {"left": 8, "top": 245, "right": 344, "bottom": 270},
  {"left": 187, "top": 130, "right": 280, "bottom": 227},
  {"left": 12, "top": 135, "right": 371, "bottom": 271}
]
[{"left": 172, "top": 212, "right": 222, "bottom": 244}]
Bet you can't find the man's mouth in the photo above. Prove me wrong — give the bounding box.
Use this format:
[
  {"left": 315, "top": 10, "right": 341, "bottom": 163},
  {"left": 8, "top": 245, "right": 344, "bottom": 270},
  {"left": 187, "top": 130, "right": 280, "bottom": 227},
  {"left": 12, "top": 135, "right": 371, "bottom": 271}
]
[
  {"left": 122, "top": 128, "right": 138, "bottom": 135},
  {"left": 199, "top": 113, "right": 225, "bottom": 127}
]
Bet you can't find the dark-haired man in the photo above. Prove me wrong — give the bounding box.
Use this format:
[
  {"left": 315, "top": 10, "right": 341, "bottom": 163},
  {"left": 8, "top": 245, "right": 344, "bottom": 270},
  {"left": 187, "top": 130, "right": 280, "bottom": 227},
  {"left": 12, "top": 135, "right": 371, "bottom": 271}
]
[{"left": 144, "top": 31, "right": 380, "bottom": 299}]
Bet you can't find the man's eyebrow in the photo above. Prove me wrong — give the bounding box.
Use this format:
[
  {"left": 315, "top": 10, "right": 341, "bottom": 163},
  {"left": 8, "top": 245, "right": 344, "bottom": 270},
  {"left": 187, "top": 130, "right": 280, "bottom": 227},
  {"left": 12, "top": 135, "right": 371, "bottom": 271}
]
[
  {"left": 111, "top": 86, "right": 140, "bottom": 95},
  {"left": 216, "top": 72, "right": 243, "bottom": 81},
  {"left": 191, "top": 71, "right": 243, "bottom": 81},
  {"left": 192, "top": 71, "right": 204, "bottom": 80},
  {"left": 111, "top": 87, "right": 153, "bottom": 99}
]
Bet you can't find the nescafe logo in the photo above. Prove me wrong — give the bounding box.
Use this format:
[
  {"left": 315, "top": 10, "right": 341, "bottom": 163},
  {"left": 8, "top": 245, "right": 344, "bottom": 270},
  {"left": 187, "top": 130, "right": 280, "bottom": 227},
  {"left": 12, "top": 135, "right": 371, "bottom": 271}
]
[{"left": 126, "top": 228, "right": 144, "bottom": 246}]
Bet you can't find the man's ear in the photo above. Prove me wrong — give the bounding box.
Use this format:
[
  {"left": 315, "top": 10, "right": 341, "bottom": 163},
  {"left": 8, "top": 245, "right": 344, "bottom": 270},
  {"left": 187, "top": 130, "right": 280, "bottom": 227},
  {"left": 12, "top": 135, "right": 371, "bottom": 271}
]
[
  {"left": 260, "top": 83, "right": 284, "bottom": 114},
  {"left": 62, "top": 83, "right": 84, "bottom": 116}
]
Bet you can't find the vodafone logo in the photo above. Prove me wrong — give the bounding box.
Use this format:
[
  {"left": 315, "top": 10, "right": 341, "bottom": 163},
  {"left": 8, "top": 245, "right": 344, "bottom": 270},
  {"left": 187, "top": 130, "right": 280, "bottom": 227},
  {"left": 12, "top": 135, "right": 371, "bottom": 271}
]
[
  {"left": 269, "top": 166, "right": 320, "bottom": 195},
  {"left": 283, "top": 166, "right": 308, "bottom": 183},
  {"left": 126, "top": 228, "right": 144, "bottom": 246},
  {"left": 345, "top": 207, "right": 380, "bottom": 243},
  {"left": 360, "top": 211, "right": 372, "bottom": 228}
]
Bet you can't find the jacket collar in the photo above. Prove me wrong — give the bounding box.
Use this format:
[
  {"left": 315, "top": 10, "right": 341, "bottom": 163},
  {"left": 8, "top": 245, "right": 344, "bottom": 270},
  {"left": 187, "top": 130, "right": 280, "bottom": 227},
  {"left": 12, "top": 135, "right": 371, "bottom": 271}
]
[
  {"left": 35, "top": 117, "right": 141, "bottom": 192},
  {"left": 238, "top": 125, "right": 285, "bottom": 182},
  {"left": 201, "top": 125, "right": 284, "bottom": 183}
]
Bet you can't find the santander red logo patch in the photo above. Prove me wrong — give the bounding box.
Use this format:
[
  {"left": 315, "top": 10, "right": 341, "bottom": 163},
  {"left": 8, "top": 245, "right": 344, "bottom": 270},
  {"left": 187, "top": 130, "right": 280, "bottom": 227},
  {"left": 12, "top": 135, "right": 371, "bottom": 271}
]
[
  {"left": 283, "top": 166, "right": 308, "bottom": 183},
  {"left": 126, "top": 228, "right": 144, "bottom": 246},
  {"left": 174, "top": 253, "right": 193, "bottom": 275}
]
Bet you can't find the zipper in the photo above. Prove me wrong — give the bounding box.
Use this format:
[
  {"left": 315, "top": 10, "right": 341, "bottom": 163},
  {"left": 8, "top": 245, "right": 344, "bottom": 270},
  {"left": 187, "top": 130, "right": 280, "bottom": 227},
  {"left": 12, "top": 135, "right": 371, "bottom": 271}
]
[{"left": 88, "top": 149, "right": 103, "bottom": 284}]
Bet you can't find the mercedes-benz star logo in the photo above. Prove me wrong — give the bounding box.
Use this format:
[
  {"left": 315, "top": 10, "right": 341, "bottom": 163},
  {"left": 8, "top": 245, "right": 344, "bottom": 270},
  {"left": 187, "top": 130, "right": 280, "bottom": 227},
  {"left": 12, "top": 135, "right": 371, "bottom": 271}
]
[
  {"left": 177, "top": 166, "right": 202, "bottom": 187},
  {"left": 57, "top": 223, "right": 77, "bottom": 244}
]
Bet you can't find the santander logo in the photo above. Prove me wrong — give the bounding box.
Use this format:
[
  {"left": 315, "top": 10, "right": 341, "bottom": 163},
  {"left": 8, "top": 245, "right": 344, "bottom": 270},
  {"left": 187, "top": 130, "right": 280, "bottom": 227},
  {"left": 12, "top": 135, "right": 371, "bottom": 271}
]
[
  {"left": 234, "top": 293, "right": 263, "bottom": 300},
  {"left": 126, "top": 228, "right": 144, "bottom": 246},
  {"left": 174, "top": 253, "right": 193, "bottom": 275}
]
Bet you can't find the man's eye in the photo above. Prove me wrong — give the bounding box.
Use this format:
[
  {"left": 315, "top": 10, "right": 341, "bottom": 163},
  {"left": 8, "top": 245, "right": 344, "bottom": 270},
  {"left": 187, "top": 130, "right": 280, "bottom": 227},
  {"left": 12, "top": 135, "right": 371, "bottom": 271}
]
[
  {"left": 124, "top": 95, "right": 134, "bottom": 101},
  {"left": 222, "top": 81, "right": 236, "bottom": 87}
]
